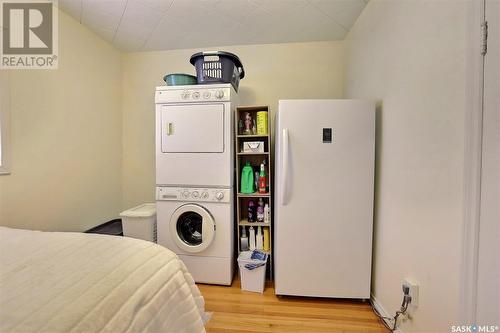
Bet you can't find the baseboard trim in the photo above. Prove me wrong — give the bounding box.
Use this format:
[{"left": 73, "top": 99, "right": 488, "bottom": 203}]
[{"left": 371, "top": 293, "right": 405, "bottom": 333}]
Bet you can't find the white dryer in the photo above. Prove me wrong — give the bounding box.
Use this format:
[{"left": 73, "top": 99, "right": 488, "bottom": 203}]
[
  {"left": 155, "top": 84, "right": 237, "bottom": 187},
  {"left": 156, "top": 186, "right": 234, "bottom": 285}
]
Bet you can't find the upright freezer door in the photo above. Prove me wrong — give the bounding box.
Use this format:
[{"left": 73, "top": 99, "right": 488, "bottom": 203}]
[
  {"left": 161, "top": 104, "right": 224, "bottom": 153},
  {"left": 274, "top": 99, "right": 375, "bottom": 299}
]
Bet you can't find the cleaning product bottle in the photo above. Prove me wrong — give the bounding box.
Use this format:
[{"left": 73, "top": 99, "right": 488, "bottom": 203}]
[
  {"left": 256, "top": 227, "right": 263, "bottom": 250},
  {"left": 238, "top": 119, "right": 243, "bottom": 135},
  {"left": 249, "top": 227, "right": 256, "bottom": 250},
  {"left": 240, "top": 227, "right": 249, "bottom": 251},
  {"left": 244, "top": 112, "right": 253, "bottom": 135},
  {"left": 263, "top": 227, "right": 270, "bottom": 252},
  {"left": 254, "top": 170, "right": 259, "bottom": 191},
  {"left": 264, "top": 203, "right": 270, "bottom": 223},
  {"left": 247, "top": 199, "right": 256, "bottom": 222},
  {"left": 257, "top": 198, "right": 264, "bottom": 222},
  {"left": 240, "top": 162, "right": 254, "bottom": 194},
  {"left": 258, "top": 163, "right": 266, "bottom": 194},
  {"left": 256, "top": 111, "right": 268, "bottom": 135}
]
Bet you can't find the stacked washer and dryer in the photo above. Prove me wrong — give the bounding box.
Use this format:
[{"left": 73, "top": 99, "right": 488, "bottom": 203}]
[{"left": 155, "top": 83, "right": 238, "bottom": 285}]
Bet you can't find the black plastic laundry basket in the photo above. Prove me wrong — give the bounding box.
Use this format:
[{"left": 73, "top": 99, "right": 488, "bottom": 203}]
[{"left": 190, "top": 51, "right": 245, "bottom": 91}]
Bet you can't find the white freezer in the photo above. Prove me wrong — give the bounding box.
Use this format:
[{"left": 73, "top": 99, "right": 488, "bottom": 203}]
[{"left": 274, "top": 99, "right": 375, "bottom": 299}]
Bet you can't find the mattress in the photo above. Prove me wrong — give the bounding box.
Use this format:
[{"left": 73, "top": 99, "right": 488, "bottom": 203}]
[{"left": 0, "top": 227, "right": 206, "bottom": 333}]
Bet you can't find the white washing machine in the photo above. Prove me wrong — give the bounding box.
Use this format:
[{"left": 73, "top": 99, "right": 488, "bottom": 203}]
[
  {"left": 155, "top": 83, "right": 238, "bottom": 285},
  {"left": 156, "top": 186, "right": 234, "bottom": 285},
  {"left": 155, "top": 83, "right": 237, "bottom": 187}
]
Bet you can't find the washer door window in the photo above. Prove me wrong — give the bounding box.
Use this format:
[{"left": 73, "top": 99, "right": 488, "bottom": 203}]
[{"left": 170, "top": 204, "right": 215, "bottom": 253}]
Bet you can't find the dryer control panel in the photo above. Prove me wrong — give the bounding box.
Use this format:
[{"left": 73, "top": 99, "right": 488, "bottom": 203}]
[
  {"left": 155, "top": 85, "right": 232, "bottom": 103},
  {"left": 156, "top": 186, "right": 231, "bottom": 203}
]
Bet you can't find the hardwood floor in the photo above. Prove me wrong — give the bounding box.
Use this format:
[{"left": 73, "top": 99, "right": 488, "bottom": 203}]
[{"left": 197, "top": 280, "right": 388, "bottom": 333}]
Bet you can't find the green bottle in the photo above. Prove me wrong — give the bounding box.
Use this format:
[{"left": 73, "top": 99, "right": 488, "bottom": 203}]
[{"left": 240, "top": 162, "right": 255, "bottom": 194}]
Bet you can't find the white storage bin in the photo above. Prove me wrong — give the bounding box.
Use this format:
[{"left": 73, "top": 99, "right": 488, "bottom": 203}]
[
  {"left": 238, "top": 251, "right": 268, "bottom": 293},
  {"left": 242, "top": 141, "right": 265, "bottom": 153},
  {"left": 120, "top": 203, "right": 157, "bottom": 242}
]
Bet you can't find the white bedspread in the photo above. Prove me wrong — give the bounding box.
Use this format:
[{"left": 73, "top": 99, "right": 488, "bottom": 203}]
[{"left": 0, "top": 227, "right": 206, "bottom": 333}]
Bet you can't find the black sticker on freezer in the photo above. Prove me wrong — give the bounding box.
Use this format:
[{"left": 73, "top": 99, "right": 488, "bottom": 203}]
[{"left": 323, "top": 128, "right": 332, "bottom": 143}]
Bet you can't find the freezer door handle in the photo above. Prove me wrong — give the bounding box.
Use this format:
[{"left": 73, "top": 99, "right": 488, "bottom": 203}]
[{"left": 281, "top": 128, "right": 289, "bottom": 205}]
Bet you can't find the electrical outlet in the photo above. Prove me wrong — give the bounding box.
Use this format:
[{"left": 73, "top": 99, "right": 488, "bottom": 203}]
[{"left": 403, "top": 278, "right": 419, "bottom": 307}]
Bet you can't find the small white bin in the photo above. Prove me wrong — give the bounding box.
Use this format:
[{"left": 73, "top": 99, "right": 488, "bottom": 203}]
[
  {"left": 120, "top": 203, "right": 157, "bottom": 242},
  {"left": 238, "top": 251, "right": 268, "bottom": 293}
]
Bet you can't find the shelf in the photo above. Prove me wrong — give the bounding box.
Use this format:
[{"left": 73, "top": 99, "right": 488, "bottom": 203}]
[
  {"left": 237, "top": 134, "right": 269, "bottom": 138},
  {"left": 238, "top": 249, "right": 272, "bottom": 255},
  {"left": 235, "top": 105, "right": 269, "bottom": 112},
  {"left": 237, "top": 192, "right": 270, "bottom": 198},
  {"left": 237, "top": 152, "right": 270, "bottom": 156},
  {"left": 239, "top": 220, "right": 271, "bottom": 227}
]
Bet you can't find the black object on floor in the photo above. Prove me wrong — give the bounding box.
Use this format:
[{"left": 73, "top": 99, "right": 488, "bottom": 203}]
[{"left": 85, "top": 219, "right": 123, "bottom": 236}]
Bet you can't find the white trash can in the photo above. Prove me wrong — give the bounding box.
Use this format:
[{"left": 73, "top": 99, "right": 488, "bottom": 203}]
[
  {"left": 238, "top": 251, "right": 268, "bottom": 293},
  {"left": 120, "top": 203, "right": 157, "bottom": 242}
]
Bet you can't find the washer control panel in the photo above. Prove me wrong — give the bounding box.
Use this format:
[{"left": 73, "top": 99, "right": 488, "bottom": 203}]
[
  {"left": 155, "top": 85, "right": 231, "bottom": 103},
  {"left": 156, "top": 186, "right": 231, "bottom": 203}
]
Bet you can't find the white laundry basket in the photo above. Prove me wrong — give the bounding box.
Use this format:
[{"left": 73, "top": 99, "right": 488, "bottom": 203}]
[
  {"left": 238, "top": 251, "right": 268, "bottom": 293},
  {"left": 120, "top": 203, "right": 157, "bottom": 242}
]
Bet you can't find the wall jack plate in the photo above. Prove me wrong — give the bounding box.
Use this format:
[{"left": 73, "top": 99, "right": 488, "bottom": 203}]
[{"left": 403, "top": 278, "right": 419, "bottom": 307}]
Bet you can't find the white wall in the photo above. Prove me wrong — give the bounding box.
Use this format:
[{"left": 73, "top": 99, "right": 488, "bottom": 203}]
[
  {"left": 122, "top": 41, "right": 344, "bottom": 208},
  {"left": 0, "top": 10, "right": 122, "bottom": 232},
  {"left": 344, "top": 0, "right": 468, "bottom": 331}
]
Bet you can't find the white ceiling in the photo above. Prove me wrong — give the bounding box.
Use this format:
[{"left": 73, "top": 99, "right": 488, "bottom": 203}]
[{"left": 58, "top": 0, "right": 368, "bottom": 52}]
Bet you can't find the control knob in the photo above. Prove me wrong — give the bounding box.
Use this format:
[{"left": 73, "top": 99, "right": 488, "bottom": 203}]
[
  {"left": 215, "top": 191, "right": 224, "bottom": 200},
  {"left": 215, "top": 90, "right": 224, "bottom": 99},
  {"left": 192, "top": 191, "right": 199, "bottom": 198}
]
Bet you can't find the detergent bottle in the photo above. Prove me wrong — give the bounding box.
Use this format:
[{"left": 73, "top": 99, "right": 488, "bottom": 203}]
[
  {"left": 240, "top": 162, "right": 255, "bottom": 194},
  {"left": 264, "top": 203, "right": 270, "bottom": 223},
  {"left": 263, "top": 227, "right": 270, "bottom": 252},
  {"left": 249, "top": 227, "right": 256, "bottom": 250},
  {"left": 240, "top": 227, "right": 249, "bottom": 251},
  {"left": 256, "top": 227, "right": 263, "bottom": 250},
  {"left": 257, "top": 198, "right": 264, "bottom": 222},
  {"left": 247, "top": 199, "right": 256, "bottom": 222}
]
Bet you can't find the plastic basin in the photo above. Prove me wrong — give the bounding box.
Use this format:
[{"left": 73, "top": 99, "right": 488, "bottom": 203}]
[{"left": 163, "top": 73, "right": 197, "bottom": 86}]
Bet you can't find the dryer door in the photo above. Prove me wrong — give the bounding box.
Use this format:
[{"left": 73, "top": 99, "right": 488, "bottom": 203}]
[
  {"left": 161, "top": 104, "right": 224, "bottom": 153},
  {"left": 170, "top": 204, "right": 215, "bottom": 253}
]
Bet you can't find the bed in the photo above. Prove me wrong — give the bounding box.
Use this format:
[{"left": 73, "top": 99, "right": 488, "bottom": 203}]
[{"left": 0, "top": 227, "right": 207, "bottom": 333}]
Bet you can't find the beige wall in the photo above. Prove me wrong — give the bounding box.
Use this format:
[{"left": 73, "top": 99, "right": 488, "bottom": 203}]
[
  {"left": 477, "top": 0, "right": 500, "bottom": 324},
  {"left": 0, "top": 10, "right": 122, "bottom": 232},
  {"left": 344, "top": 0, "right": 468, "bottom": 331},
  {"left": 122, "top": 41, "right": 344, "bottom": 208},
  {"left": 0, "top": 71, "right": 9, "bottom": 174}
]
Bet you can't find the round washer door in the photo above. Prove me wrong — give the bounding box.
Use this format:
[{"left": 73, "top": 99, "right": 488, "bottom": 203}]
[{"left": 169, "top": 204, "right": 215, "bottom": 253}]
